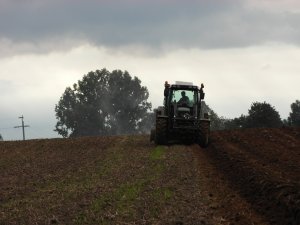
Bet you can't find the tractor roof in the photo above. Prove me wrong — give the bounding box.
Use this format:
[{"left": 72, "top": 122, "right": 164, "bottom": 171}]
[
  {"left": 175, "top": 81, "right": 193, "bottom": 85},
  {"left": 171, "top": 84, "right": 199, "bottom": 90}
]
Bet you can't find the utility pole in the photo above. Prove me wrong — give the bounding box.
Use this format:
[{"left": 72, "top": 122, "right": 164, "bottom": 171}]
[{"left": 14, "top": 115, "right": 30, "bottom": 140}]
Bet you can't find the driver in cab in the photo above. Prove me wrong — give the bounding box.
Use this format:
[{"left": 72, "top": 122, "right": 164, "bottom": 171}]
[{"left": 178, "top": 91, "right": 189, "bottom": 105}]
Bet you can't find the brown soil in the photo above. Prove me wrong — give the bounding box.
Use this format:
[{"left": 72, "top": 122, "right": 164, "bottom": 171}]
[
  {"left": 206, "top": 127, "right": 300, "bottom": 225},
  {"left": 0, "top": 127, "right": 299, "bottom": 225}
]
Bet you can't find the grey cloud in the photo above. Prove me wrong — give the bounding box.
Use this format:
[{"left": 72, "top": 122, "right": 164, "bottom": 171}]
[{"left": 1, "top": 0, "right": 300, "bottom": 55}]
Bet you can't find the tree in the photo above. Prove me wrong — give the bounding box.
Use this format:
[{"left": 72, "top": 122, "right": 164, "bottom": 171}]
[
  {"left": 223, "top": 114, "right": 247, "bottom": 130},
  {"left": 287, "top": 100, "right": 300, "bottom": 127},
  {"left": 54, "top": 69, "right": 152, "bottom": 137},
  {"left": 282, "top": 118, "right": 291, "bottom": 126},
  {"left": 245, "top": 101, "right": 282, "bottom": 128},
  {"left": 0, "top": 133, "right": 3, "bottom": 141},
  {"left": 138, "top": 111, "right": 155, "bottom": 134},
  {"left": 205, "top": 105, "right": 226, "bottom": 130}
]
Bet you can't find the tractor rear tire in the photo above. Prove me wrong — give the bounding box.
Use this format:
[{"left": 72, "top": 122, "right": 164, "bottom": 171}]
[{"left": 155, "top": 117, "right": 168, "bottom": 145}]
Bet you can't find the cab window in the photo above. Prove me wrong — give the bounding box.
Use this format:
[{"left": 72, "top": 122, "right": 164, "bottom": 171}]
[{"left": 172, "top": 90, "right": 196, "bottom": 105}]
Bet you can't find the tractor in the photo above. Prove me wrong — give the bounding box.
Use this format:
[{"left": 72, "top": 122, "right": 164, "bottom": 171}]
[{"left": 150, "top": 81, "right": 210, "bottom": 147}]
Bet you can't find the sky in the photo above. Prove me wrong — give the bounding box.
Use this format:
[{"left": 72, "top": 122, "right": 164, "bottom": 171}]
[{"left": 1, "top": 0, "right": 300, "bottom": 140}]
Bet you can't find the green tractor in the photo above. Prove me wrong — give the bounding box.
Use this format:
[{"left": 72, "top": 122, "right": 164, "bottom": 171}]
[{"left": 150, "top": 81, "right": 210, "bottom": 147}]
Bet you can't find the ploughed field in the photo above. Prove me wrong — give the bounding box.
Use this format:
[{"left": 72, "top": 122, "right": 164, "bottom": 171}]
[{"left": 0, "top": 127, "right": 299, "bottom": 225}]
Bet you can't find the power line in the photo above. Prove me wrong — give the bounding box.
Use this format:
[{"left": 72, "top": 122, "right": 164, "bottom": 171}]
[
  {"left": 0, "top": 127, "right": 15, "bottom": 130},
  {"left": 14, "top": 115, "right": 30, "bottom": 141}
]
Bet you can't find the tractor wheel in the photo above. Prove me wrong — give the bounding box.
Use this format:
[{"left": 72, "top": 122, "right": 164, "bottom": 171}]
[
  {"left": 155, "top": 117, "right": 168, "bottom": 145},
  {"left": 199, "top": 121, "right": 210, "bottom": 147}
]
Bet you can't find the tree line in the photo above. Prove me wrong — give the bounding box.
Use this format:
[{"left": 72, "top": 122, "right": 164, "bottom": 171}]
[
  {"left": 1, "top": 69, "right": 298, "bottom": 140},
  {"left": 208, "top": 100, "right": 300, "bottom": 131},
  {"left": 54, "top": 68, "right": 299, "bottom": 137}
]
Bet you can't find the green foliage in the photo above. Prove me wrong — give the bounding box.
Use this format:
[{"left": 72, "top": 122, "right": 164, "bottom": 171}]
[
  {"left": 282, "top": 118, "right": 290, "bottom": 126},
  {"left": 245, "top": 102, "right": 282, "bottom": 128},
  {"left": 150, "top": 146, "right": 165, "bottom": 160},
  {"left": 287, "top": 100, "right": 300, "bottom": 127},
  {"left": 206, "top": 105, "right": 226, "bottom": 130},
  {"left": 205, "top": 101, "right": 300, "bottom": 130},
  {"left": 152, "top": 187, "right": 173, "bottom": 202},
  {"left": 54, "top": 69, "right": 152, "bottom": 137},
  {"left": 91, "top": 181, "right": 145, "bottom": 217},
  {"left": 221, "top": 102, "right": 283, "bottom": 130},
  {"left": 223, "top": 114, "right": 247, "bottom": 129}
]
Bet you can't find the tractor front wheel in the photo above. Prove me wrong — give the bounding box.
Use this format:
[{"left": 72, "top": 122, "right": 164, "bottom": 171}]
[{"left": 155, "top": 117, "right": 168, "bottom": 145}]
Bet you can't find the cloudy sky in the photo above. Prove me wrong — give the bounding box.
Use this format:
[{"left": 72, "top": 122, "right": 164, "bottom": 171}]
[{"left": 1, "top": 0, "right": 300, "bottom": 140}]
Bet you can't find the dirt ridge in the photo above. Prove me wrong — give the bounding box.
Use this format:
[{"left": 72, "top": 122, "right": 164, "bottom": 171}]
[{"left": 207, "top": 128, "right": 300, "bottom": 225}]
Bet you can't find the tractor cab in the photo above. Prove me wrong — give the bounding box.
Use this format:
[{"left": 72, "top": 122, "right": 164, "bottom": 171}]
[
  {"left": 164, "top": 81, "right": 205, "bottom": 121},
  {"left": 170, "top": 87, "right": 197, "bottom": 119}
]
